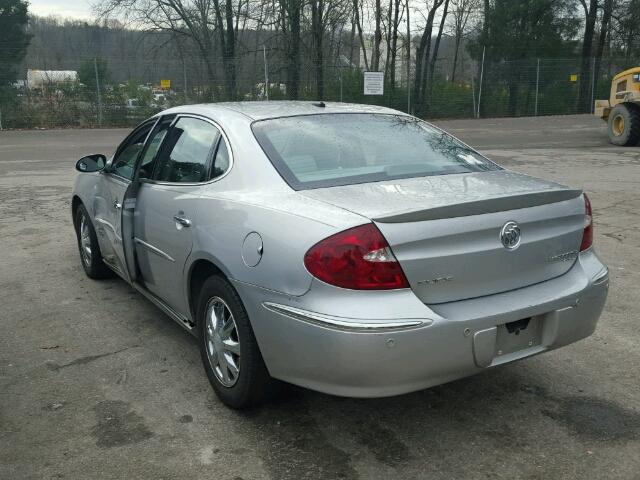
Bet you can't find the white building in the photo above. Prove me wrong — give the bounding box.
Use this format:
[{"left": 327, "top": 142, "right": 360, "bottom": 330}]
[{"left": 26, "top": 69, "right": 78, "bottom": 89}]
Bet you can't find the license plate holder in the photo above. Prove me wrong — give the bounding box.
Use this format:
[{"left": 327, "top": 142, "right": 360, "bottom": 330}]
[{"left": 495, "top": 317, "right": 542, "bottom": 356}]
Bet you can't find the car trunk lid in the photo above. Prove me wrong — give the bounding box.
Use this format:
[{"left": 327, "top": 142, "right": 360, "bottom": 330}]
[{"left": 300, "top": 171, "right": 585, "bottom": 304}]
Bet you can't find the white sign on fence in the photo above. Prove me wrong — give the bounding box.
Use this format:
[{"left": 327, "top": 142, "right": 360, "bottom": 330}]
[{"left": 364, "top": 71, "right": 384, "bottom": 95}]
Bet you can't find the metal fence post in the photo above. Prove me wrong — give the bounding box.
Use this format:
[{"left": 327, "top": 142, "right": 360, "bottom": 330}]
[
  {"left": 476, "top": 46, "right": 486, "bottom": 119},
  {"left": 406, "top": 3, "right": 411, "bottom": 114},
  {"left": 183, "top": 56, "right": 188, "bottom": 103},
  {"left": 471, "top": 76, "right": 476, "bottom": 116},
  {"left": 94, "top": 57, "right": 102, "bottom": 127},
  {"left": 535, "top": 58, "right": 540, "bottom": 116},
  {"left": 263, "top": 45, "right": 269, "bottom": 101},
  {"left": 339, "top": 72, "right": 343, "bottom": 102},
  {"left": 0, "top": 107, "right": 3, "bottom": 130},
  {"left": 590, "top": 56, "right": 596, "bottom": 113}
]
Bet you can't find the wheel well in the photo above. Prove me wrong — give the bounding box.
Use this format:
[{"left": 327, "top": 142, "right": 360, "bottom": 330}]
[
  {"left": 189, "top": 260, "right": 226, "bottom": 321},
  {"left": 616, "top": 101, "right": 640, "bottom": 113},
  {"left": 71, "top": 196, "right": 83, "bottom": 230},
  {"left": 624, "top": 101, "right": 640, "bottom": 113}
]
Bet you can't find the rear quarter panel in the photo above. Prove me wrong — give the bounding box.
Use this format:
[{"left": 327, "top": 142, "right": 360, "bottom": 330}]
[{"left": 189, "top": 188, "right": 367, "bottom": 297}]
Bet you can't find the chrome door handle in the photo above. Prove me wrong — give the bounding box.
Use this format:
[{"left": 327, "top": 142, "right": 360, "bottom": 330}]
[
  {"left": 113, "top": 200, "right": 122, "bottom": 210},
  {"left": 173, "top": 215, "right": 191, "bottom": 227}
]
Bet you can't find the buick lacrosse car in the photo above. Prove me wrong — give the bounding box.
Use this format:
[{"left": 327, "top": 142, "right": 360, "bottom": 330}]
[{"left": 72, "top": 102, "right": 609, "bottom": 408}]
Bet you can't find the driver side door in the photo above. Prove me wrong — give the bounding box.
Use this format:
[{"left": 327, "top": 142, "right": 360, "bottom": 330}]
[{"left": 93, "top": 120, "right": 155, "bottom": 278}]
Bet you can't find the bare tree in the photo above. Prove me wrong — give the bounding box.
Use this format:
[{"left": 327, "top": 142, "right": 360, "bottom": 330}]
[
  {"left": 309, "top": 0, "right": 350, "bottom": 98},
  {"left": 95, "top": 0, "right": 242, "bottom": 99},
  {"left": 353, "top": 0, "right": 369, "bottom": 69},
  {"left": 593, "top": 0, "right": 613, "bottom": 95},
  {"left": 578, "top": 0, "right": 599, "bottom": 112},
  {"left": 278, "top": 0, "right": 303, "bottom": 98},
  {"left": 447, "top": 0, "right": 479, "bottom": 83},
  {"left": 413, "top": 0, "right": 446, "bottom": 115},
  {"left": 371, "top": 0, "right": 383, "bottom": 70},
  {"left": 426, "top": 0, "right": 449, "bottom": 98},
  {"left": 383, "top": 0, "right": 404, "bottom": 88}
]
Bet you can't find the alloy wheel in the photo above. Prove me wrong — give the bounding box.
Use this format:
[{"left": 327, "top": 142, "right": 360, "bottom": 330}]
[
  {"left": 79, "top": 214, "right": 92, "bottom": 266},
  {"left": 204, "top": 296, "right": 241, "bottom": 387}
]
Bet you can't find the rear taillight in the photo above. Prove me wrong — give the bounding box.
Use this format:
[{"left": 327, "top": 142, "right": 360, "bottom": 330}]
[
  {"left": 304, "top": 223, "right": 410, "bottom": 290},
  {"left": 580, "top": 193, "right": 593, "bottom": 251}
]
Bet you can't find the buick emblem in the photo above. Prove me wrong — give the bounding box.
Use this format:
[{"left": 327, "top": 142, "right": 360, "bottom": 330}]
[{"left": 500, "top": 221, "right": 521, "bottom": 250}]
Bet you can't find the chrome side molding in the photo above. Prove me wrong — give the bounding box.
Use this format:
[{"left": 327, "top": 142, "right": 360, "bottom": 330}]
[
  {"left": 134, "top": 237, "right": 175, "bottom": 262},
  {"left": 262, "top": 302, "right": 430, "bottom": 332},
  {"left": 593, "top": 267, "right": 609, "bottom": 285}
]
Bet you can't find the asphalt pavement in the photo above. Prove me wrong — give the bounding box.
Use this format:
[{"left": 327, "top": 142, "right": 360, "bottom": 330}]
[{"left": 1, "top": 114, "right": 639, "bottom": 479}]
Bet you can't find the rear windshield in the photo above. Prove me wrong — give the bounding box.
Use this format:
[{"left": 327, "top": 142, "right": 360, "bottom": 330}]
[{"left": 252, "top": 113, "right": 500, "bottom": 190}]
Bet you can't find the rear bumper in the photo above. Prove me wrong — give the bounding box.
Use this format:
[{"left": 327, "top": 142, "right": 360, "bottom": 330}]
[{"left": 234, "top": 249, "right": 609, "bottom": 398}]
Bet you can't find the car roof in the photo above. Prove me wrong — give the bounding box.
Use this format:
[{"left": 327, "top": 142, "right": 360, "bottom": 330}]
[{"left": 161, "top": 101, "right": 407, "bottom": 121}]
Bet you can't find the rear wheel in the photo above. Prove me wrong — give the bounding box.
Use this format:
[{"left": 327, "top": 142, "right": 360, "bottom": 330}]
[
  {"left": 197, "top": 275, "right": 277, "bottom": 408},
  {"left": 74, "top": 204, "right": 113, "bottom": 279},
  {"left": 608, "top": 103, "right": 640, "bottom": 146}
]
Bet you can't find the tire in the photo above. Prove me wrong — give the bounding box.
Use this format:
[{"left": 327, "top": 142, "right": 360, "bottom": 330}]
[
  {"left": 608, "top": 103, "right": 640, "bottom": 146},
  {"left": 197, "top": 275, "right": 277, "bottom": 409},
  {"left": 74, "top": 204, "right": 113, "bottom": 279}
]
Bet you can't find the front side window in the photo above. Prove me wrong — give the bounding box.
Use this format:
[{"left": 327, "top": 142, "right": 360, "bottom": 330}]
[
  {"left": 153, "top": 117, "right": 220, "bottom": 183},
  {"left": 111, "top": 122, "right": 153, "bottom": 180},
  {"left": 252, "top": 114, "right": 500, "bottom": 190},
  {"left": 138, "top": 116, "right": 174, "bottom": 179}
]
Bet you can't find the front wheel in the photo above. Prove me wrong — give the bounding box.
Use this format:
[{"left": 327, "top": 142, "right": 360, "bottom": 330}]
[
  {"left": 197, "top": 275, "right": 278, "bottom": 408},
  {"left": 74, "top": 204, "right": 113, "bottom": 279},
  {"left": 608, "top": 103, "right": 640, "bottom": 146}
]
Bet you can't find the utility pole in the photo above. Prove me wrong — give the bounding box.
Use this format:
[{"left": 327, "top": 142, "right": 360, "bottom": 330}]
[
  {"left": 263, "top": 45, "right": 269, "bottom": 101},
  {"left": 94, "top": 57, "right": 102, "bottom": 127},
  {"left": 406, "top": 0, "right": 411, "bottom": 114}
]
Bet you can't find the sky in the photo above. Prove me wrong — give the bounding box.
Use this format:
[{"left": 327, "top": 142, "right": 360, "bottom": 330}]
[{"left": 29, "top": 0, "right": 94, "bottom": 20}]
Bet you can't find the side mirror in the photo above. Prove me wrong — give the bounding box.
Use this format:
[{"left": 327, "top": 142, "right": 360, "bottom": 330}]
[{"left": 76, "top": 154, "right": 106, "bottom": 173}]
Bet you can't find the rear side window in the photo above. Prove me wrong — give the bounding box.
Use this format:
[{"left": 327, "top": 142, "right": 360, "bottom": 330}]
[
  {"left": 212, "top": 139, "right": 230, "bottom": 179},
  {"left": 153, "top": 117, "right": 220, "bottom": 183},
  {"left": 252, "top": 114, "right": 499, "bottom": 190}
]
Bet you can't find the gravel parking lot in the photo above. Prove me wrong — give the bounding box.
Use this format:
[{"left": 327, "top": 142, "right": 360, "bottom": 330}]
[{"left": 1, "top": 114, "right": 639, "bottom": 480}]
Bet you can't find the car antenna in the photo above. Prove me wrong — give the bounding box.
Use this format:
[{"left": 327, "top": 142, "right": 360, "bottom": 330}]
[{"left": 312, "top": 101, "right": 326, "bottom": 108}]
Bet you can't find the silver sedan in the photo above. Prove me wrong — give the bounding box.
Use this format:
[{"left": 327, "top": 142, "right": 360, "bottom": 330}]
[{"left": 72, "top": 102, "right": 609, "bottom": 408}]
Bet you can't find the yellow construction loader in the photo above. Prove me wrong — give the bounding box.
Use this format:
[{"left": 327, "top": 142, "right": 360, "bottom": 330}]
[{"left": 595, "top": 67, "right": 640, "bottom": 146}]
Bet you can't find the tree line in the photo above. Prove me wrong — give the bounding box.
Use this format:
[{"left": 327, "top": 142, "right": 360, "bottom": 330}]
[{"left": 1, "top": 0, "right": 639, "bottom": 124}]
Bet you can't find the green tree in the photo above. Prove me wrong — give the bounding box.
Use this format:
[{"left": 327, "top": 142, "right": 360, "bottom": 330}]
[
  {"left": 469, "top": 0, "right": 579, "bottom": 116},
  {"left": 78, "top": 57, "right": 110, "bottom": 91},
  {"left": 0, "top": 0, "right": 31, "bottom": 87},
  {"left": 0, "top": 0, "right": 31, "bottom": 125}
]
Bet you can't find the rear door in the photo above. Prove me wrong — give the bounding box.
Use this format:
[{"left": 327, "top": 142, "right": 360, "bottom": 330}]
[{"left": 133, "top": 115, "right": 227, "bottom": 316}]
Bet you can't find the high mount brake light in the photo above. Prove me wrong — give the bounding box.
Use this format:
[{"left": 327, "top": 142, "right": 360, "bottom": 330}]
[{"left": 304, "top": 224, "right": 410, "bottom": 290}]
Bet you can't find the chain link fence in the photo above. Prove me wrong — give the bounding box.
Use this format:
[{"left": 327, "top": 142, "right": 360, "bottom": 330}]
[{"left": 0, "top": 52, "right": 638, "bottom": 129}]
